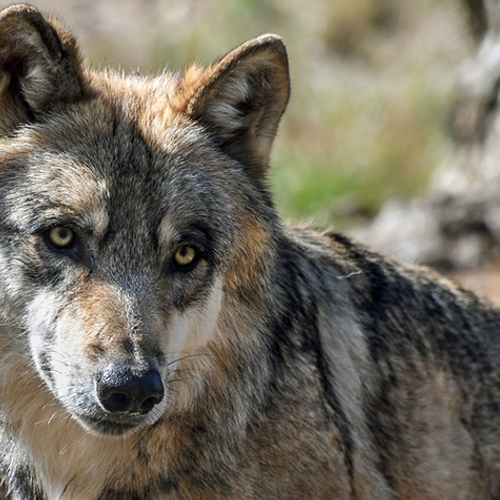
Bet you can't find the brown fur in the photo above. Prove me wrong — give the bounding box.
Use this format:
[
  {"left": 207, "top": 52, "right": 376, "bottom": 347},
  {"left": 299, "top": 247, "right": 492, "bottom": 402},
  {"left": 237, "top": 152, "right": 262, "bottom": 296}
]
[{"left": 1, "top": 5, "right": 500, "bottom": 500}]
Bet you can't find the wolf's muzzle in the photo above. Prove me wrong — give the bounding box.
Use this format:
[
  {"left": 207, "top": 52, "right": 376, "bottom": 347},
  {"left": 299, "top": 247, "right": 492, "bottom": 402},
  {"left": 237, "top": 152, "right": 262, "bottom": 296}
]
[{"left": 95, "top": 365, "right": 164, "bottom": 415}]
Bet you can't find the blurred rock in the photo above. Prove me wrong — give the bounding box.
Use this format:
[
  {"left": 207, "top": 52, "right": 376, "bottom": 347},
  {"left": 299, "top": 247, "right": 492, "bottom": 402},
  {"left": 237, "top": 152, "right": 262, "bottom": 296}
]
[{"left": 353, "top": 0, "right": 500, "bottom": 270}]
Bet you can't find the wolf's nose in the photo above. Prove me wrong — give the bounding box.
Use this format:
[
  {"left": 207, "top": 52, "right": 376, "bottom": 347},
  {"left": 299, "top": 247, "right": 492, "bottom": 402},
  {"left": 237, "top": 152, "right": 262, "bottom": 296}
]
[{"left": 96, "top": 365, "right": 164, "bottom": 415}]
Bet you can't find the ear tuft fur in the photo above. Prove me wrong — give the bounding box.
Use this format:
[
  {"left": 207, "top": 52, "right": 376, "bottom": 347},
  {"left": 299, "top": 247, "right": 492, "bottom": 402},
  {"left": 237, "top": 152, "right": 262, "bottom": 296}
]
[
  {"left": 174, "top": 35, "right": 290, "bottom": 181},
  {"left": 0, "top": 4, "right": 84, "bottom": 135}
]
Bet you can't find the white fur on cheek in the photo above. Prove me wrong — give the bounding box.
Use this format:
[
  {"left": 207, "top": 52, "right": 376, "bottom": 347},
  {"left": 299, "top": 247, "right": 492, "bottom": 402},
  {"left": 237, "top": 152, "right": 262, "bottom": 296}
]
[
  {"left": 26, "top": 292, "right": 82, "bottom": 402},
  {"left": 27, "top": 291, "right": 59, "bottom": 382},
  {"left": 167, "top": 278, "right": 223, "bottom": 368}
]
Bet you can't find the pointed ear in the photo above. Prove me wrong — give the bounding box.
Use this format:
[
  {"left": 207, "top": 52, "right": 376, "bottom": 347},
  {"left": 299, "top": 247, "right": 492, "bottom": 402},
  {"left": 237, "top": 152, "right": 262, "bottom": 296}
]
[
  {"left": 0, "top": 4, "right": 84, "bottom": 135},
  {"left": 174, "top": 35, "right": 290, "bottom": 180}
]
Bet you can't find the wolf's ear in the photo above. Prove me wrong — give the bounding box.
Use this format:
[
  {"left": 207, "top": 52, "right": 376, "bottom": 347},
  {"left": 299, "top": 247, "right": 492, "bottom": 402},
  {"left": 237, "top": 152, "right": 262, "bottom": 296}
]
[
  {"left": 175, "top": 35, "right": 290, "bottom": 180},
  {"left": 0, "top": 4, "right": 84, "bottom": 135}
]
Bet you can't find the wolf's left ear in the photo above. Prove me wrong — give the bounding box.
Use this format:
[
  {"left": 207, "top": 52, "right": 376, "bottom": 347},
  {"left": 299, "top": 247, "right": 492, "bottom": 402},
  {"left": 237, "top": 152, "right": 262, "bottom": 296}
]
[
  {"left": 175, "top": 35, "right": 290, "bottom": 180},
  {"left": 0, "top": 5, "right": 84, "bottom": 135}
]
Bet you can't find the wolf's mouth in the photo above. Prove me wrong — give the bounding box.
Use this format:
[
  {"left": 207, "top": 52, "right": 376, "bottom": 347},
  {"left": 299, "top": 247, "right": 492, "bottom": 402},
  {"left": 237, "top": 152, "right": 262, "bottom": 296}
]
[{"left": 77, "top": 415, "right": 146, "bottom": 436}]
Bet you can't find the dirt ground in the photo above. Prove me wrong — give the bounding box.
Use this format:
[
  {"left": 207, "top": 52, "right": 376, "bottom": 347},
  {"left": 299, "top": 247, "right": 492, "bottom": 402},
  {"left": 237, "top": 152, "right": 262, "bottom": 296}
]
[{"left": 450, "top": 267, "right": 500, "bottom": 307}]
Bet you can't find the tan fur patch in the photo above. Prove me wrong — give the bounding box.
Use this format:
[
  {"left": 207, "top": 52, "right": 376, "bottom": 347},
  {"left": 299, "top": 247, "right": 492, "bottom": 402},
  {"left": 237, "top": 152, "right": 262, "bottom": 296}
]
[
  {"left": 74, "top": 280, "right": 130, "bottom": 355},
  {"left": 224, "top": 218, "right": 271, "bottom": 308}
]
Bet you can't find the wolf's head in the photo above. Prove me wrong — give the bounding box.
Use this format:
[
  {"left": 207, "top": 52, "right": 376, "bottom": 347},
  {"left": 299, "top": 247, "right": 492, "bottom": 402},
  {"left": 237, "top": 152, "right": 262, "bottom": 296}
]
[{"left": 0, "top": 5, "right": 289, "bottom": 436}]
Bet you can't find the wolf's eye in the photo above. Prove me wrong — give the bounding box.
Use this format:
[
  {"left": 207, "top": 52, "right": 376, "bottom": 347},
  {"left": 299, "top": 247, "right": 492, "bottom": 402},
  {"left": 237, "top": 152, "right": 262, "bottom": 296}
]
[
  {"left": 174, "top": 246, "right": 197, "bottom": 269},
  {"left": 46, "top": 227, "right": 75, "bottom": 249}
]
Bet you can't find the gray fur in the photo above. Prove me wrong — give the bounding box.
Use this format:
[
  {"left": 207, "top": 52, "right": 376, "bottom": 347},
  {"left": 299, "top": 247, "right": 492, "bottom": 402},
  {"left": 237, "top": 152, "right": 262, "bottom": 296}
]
[{"left": 1, "top": 5, "right": 500, "bottom": 500}]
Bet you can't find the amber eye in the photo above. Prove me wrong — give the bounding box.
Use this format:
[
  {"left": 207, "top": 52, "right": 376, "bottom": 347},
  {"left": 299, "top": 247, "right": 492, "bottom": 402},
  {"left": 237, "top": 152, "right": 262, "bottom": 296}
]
[
  {"left": 174, "top": 246, "right": 197, "bottom": 268},
  {"left": 47, "top": 226, "right": 75, "bottom": 249}
]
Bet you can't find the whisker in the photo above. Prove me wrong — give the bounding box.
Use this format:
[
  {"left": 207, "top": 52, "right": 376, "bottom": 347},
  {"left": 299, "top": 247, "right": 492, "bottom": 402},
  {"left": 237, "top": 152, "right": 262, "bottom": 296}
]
[{"left": 167, "top": 352, "right": 213, "bottom": 367}]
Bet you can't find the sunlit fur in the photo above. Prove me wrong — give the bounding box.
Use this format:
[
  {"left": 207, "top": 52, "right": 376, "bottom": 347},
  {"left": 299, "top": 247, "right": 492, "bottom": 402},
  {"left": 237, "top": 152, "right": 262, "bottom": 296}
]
[{"left": 2, "top": 5, "right": 500, "bottom": 500}]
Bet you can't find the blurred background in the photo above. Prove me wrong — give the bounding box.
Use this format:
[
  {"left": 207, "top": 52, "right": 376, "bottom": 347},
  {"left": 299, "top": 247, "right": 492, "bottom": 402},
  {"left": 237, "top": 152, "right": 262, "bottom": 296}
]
[
  {"left": 21, "top": 0, "right": 471, "bottom": 225},
  {"left": 7, "top": 0, "right": 500, "bottom": 300}
]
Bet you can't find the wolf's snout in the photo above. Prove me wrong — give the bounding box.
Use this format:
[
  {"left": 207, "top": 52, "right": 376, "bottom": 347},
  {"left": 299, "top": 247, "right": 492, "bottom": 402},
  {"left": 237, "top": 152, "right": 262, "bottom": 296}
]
[{"left": 96, "top": 365, "right": 164, "bottom": 415}]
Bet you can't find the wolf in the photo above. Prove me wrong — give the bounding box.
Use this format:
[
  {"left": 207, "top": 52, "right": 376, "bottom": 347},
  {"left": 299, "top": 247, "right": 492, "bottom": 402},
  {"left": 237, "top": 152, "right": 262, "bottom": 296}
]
[{"left": 1, "top": 3, "right": 500, "bottom": 500}]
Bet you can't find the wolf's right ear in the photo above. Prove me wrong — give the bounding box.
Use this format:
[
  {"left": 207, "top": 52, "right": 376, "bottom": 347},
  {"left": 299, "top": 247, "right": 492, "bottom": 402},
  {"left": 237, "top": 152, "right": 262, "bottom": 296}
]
[{"left": 0, "top": 4, "right": 84, "bottom": 135}]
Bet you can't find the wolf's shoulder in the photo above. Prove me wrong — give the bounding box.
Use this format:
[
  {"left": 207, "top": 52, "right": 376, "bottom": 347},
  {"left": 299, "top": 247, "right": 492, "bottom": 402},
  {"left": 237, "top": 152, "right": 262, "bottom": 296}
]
[{"left": 283, "top": 224, "right": 498, "bottom": 319}]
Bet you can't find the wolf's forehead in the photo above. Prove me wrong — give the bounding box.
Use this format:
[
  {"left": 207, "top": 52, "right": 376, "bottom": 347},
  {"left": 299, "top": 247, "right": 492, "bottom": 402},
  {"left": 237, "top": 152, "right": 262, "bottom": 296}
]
[
  {"left": 20, "top": 140, "right": 225, "bottom": 235},
  {"left": 3, "top": 89, "right": 235, "bottom": 235}
]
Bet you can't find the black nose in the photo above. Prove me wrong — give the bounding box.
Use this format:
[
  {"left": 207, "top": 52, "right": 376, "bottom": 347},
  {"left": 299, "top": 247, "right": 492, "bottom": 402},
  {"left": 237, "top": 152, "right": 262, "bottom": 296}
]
[{"left": 96, "top": 365, "right": 164, "bottom": 415}]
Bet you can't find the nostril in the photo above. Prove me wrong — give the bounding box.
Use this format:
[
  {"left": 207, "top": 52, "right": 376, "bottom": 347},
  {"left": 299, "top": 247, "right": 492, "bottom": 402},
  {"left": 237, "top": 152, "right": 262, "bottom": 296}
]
[
  {"left": 140, "top": 395, "right": 162, "bottom": 414},
  {"left": 96, "top": 365, "right": 164, "bottom": 415},
  {"left": 103, "top": 391, "right": 131, "bottom": 413},
  {"left": 137, "top": 371, "right": 164, "bottom": 414}
]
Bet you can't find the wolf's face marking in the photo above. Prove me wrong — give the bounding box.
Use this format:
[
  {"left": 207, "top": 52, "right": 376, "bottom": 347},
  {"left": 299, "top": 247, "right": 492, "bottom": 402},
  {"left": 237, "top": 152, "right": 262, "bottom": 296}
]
[
  {"left": 0, "top": 101, "right": 246, "bottom": 435},
  {"left": 0, "top": 16, "right": 285, "bottom": 438}
]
